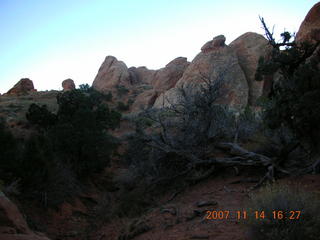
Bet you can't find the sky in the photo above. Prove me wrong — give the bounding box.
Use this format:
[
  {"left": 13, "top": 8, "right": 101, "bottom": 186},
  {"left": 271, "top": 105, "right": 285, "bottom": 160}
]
[{"left": 0, "top": 0, "right": 319, "bottom": 93}]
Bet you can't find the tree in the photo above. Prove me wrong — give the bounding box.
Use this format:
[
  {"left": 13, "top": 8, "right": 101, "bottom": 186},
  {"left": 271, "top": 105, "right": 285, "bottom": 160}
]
[
  {"left": 22, "top": 86, "right": 121, "bottom": 206},
  {"left": 125, "top": 68, "right": 269, "bottom": 189},
  {"left": 256, "top": 17, "right": 320, "bottom": 173}
]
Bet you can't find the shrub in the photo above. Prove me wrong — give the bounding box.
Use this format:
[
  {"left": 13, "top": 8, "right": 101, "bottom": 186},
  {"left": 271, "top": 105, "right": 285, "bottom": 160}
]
[
  {"left": 26, "top": 104, "right": 57, "bottom": 129},
  {"left": 25, "top": 89, "right": 121, "bottom": 179},
  {"left": 0, "top": 119, "right": 21, "bottom": 180},
  {"left": 117, "top": 101, "right": 130, "bottom": 111},
  {"left": 116, "top": 85, "right": 129, "bottom": 96},
  {"left": 246, "top": 183, "right": 320, "bottom": 240},
  {"left": 20, "top": 88, "right": 121, "bottom": 206},
  {"left": 257, "top": 18, "right": 320, "bottom": 171}
]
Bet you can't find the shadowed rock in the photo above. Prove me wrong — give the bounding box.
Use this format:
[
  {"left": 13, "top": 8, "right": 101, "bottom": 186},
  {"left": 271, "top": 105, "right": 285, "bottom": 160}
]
[
  {"left": 62, "top": 79, "right": 75, "bottom": 91},
  {"left": 296, "top": 2, "right": 320, "bottom": 44},
  {"left": 0, "top": 192, "right": 51, "bottom": 239},
  {"left": 230, "top": 32, "right": 272, "bottom": 105},
  {"left": 154, "top": 35, "right": 248, "bottom": 110},
  {"left": 6, "top": 78, "right": 36, "bottom": 95}
]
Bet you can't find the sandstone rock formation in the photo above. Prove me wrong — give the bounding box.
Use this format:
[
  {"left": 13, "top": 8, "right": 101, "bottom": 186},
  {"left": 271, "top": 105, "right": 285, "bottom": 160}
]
[
  {"left": 6, "top": 78, "right": 36, "bottom": 95},
  {"left": 62, "top": 79, "right": 75, "bottom": 91},
  {"left": 0, "top": 192, "right": 50, "bottom": 239},
  {"left": 230, "top": 32, "right": 272, "bottom": 105},
  {"left": 201, "top": 35, "right": 226, "bottom": 53},
  {"left": 92, "top": 54, "right": 190, "bottom": 112},
  {"left": 152, "top": 57, "right": 190, "bottom": 93},
  {"left": 128, "top": 67, "right": 157, "bottom": 85},
  {"left": 92, "top": 56, "right": 130, "bottom": 92},
  {"left": 296, "top": 2, "right": 320, "bottom": 44},
  {"left": 131, "top": 90, "right": 158, "bottom": 112},
  {"left": 154, "top": 35, "right": 248, "bottom": 110}
]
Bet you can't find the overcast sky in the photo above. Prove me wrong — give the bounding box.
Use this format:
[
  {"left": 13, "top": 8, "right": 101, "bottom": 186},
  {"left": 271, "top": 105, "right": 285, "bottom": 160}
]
[{"left": 0, "top": 0, "right": 318, "bottom": 93}]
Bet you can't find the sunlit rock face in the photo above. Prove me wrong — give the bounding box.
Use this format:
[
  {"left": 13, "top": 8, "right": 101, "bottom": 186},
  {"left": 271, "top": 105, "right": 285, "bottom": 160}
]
[
  {"left": 296, "top": 2, "right": 320, "bottom": 45},
  {"left": 230, "top": 32, "right": 272, "bottom": 105},
  {"left": 62, "top": 78, "right": 75, "bottom": 91},
  {"left": 154, "top": 35, "right": 249, "bottom": 110},
  {"left": 6, "top": 78, "right": 36, "bottom": 95}
]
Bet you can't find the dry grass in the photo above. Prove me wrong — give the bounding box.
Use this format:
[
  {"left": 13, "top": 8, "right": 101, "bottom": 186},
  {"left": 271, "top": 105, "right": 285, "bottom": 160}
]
[{"left": 245, "top": 182, "right": 320, "bottom": 240}]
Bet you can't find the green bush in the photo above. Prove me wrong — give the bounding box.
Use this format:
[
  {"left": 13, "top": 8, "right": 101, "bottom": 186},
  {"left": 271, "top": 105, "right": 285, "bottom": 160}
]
[
  {"left": 246, "top": 183, "right": 320, "bottom": 240},
  {"left": 12, "top": 87, "right": 122, "bottom": 206},
  {"left": 26, "top": 104, "right": 57, "bottom": 129},
  {"left": 26, "top": 89, "right": 121, "bottom": 178},
  {"left": 0, "top": 119, "right": 20, "bottom": 180},
  {"left": 117, "top": 101, "right": 130, "bottom": 111},
  {"left": 256, "top": 20, "right": 320, "bottom": 168},
  {"left": 116, "top": 85, "right": 129, "bottom": 96}
]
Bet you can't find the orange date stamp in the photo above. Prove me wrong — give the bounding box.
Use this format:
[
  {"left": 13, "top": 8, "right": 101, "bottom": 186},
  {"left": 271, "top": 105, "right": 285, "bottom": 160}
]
[{"left": 204, "top": 210, "right": 301, "bottom": 220}]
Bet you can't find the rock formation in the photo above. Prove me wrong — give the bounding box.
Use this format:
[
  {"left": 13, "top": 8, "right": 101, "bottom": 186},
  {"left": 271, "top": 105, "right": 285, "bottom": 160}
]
[
  {"left": 296, "top": 2, "right": 320, "bottom": 44},
  {"left": 92, "top": 56, "right": 130, "bottom": 92},
  {"left": 0, "top": 192, "right": 50, "bottom": 239},
  {"left": 131, "top": 90, "right": 158, "bottom": 112},
  {"left": 62, "top": 79, "right": 75, "bottom": 91},
  {"left": 230, "top": 32, "right": 272, "bottom": 105},
  {"left": 128, "top": 67, "right": 157, "bottom": 86},
  {"left": 6, "top": 78, "right": 36, "bottom": 95},
  {"left": 92, "top": 54, "right": 190, "bottom": 112},
  {"left": 152, "top": 57, "right": 190, "bottom": 93},
  {"left": 154, "top": 35, "right": 249, "bottom": 110}
]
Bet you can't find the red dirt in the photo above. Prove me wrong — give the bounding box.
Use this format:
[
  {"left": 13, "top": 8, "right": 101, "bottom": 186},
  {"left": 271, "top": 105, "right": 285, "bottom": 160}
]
[
  {"left": 90, "top": 172, "right": 319, "bottom": 240},
  {"left": 20, "top": 170, "right": 320, "bottom": 240}
]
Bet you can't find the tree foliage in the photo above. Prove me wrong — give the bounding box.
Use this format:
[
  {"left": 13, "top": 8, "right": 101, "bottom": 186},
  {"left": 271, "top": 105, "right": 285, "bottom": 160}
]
[
  {"left": 256, "top": 17, "right": 320, "bottom": 172},
  {"left": 257, "top": 17, "right": 320, "bottom": 157},
  {"left": 1, "top": 86, "right": 121, "bottom": 207}
]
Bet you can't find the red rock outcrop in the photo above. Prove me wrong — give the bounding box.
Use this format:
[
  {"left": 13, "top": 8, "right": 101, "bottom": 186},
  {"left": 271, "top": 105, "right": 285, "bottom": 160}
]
[
  {"left": 92, "top": 56, "right": 130, "bottom": 92},
  {"left": 201, "top": 35, "right": 226, "bottom": 53},
  {"left": 62, "top": 79, "right": 75, "bottom": 91},
  {"left": 230, "top": 32, "right": 272, "bottom": 105},
  {"left": 131, "top": 90, "right": 158, "bottom": 112},
  {"left": 6, "top": 78, "right": 36, "bottom": 95},
  {"left": 0, "top": 192, "right": 50, "bottom": 239},
  {"left": 128, "top": 66, "right": 157, "bottom": 85},
  {"left": 154, "top": 35, "right": 248, "bottom": 110},
  {"left": 152, "top": 57, "right": 190, "bottom": 93},
  {"left": 296, "top": 2, "right": 320, "bottom": 44}
]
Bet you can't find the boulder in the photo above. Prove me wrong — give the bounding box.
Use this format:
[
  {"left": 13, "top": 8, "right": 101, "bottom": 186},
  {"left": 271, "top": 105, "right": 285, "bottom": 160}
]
[
  {"left": 152, "top": 57, "right": 190, "bottom": 93},
  {"left": 296, "top": 2, "right": 320, "bottom": 44},
  {"left": 128, "top": 66, "right": 157, "bottom": 85},
  {"left": 62, "top": 79, "right": 75, "bottom": 91},
  {"left": 201, "top": 35, "right": 226, "bottom": 53},
  {"left": 131, "top": 90, "right": 158, "bottom": 112},
  {"left": 230, "top": 32, "right": 272, "bottom": 105},
  {"left": 153, "top": 87, "right": 183, "bottom": 108},
  {"left": 0, "top": 192, "right": 50, "bottom": 239},
  {"left": 6, "top": 79, "right": 36, "bottom": 95},
  {"left": 92, "top": 56, "right": 130, "bottom": 92},
  {"left": 154, "top": 35, "right": 248, "bottom": 110}
]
